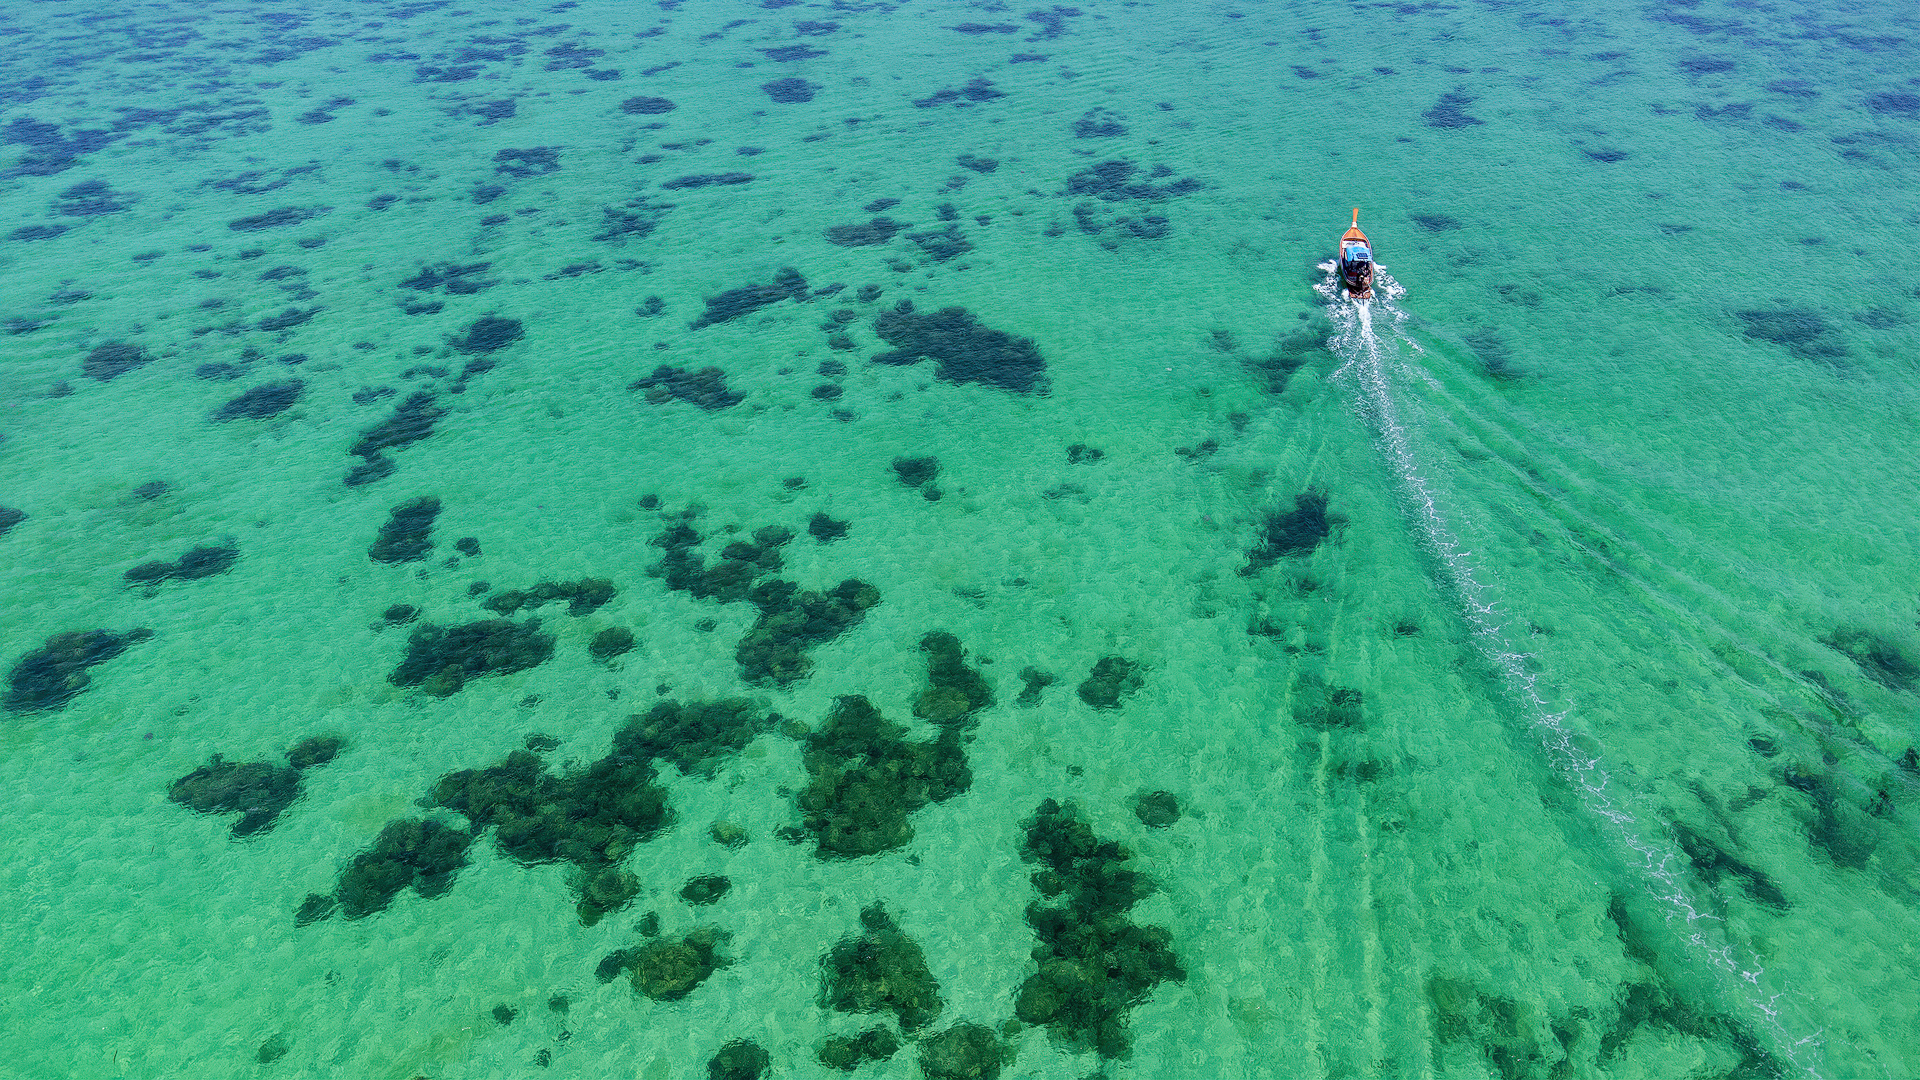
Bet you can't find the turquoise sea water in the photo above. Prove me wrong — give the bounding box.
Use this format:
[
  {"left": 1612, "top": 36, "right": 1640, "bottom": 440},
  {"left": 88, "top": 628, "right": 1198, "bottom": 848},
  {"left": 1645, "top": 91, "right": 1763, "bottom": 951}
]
[{"left": 3, "top": 0, "right": 1918, "bottom": 1077}]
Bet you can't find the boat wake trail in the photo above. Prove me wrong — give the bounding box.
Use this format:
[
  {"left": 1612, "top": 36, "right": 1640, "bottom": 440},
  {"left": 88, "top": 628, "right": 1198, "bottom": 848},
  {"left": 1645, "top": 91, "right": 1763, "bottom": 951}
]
[{"left": 1316, "top": 266, "right": 1829, "bottom": 1078}]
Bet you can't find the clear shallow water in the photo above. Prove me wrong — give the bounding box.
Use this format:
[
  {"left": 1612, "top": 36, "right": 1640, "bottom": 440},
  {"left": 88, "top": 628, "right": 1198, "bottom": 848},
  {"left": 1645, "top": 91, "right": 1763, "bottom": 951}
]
[{"left": 1, "top": 1, "right": 1917, "bottom": 1077}]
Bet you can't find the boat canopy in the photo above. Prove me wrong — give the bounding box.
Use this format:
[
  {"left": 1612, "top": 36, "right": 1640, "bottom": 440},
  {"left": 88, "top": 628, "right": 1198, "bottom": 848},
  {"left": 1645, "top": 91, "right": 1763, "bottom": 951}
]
[{"left": 1346, "top": 244, "right": 1371, "bottom": 262}]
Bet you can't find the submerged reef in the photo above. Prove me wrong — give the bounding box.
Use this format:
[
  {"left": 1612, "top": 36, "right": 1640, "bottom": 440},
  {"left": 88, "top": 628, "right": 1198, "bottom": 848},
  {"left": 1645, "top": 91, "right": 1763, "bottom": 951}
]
[
  {"left": 795, "top": 695, "right": 971, "bottom": 857},
  {"left": 1671, "top": 820, "right": 1789, "bottom": 908},
  {"left": 1735, "top": 308, "right": 1848, "bottom": 366},
  {"left": 432, "top": 746, "right": 672, "bottom": 870},
  {"left": 820, "top": 902, "right": 943, "bottom": 1030},
  {"left": 303, "top": 693, "right": 778, "bottom": 929},
  {"left": 1244, "top": 488, "right": 1340, "bottom": 572},
  {"left": 82, "top": 341, "right": 153, "bottom": 381},
  {"left": 601, "top": 928, "right": 732, "bottom": 1001},
  {"left": 5, "top": 627, "right": 152, "bottom": 713},
  {"left": 124, "top": 541, "right": 239, "bottom": 586},
  {"left": 614, "top": 698, "right": 777, "bottom": 777},
  {"left": 368, "top": 496, "right": 440, "bottom": 563},
  {"left": 299, "top": 818, "right": 475, "bottom": 923},
  {"left": 690, "top": 268, "right": 808, "bottom": 329},
  {"left": 817, "top": 1027, "right": 900, "bottom": 1070},
  {"left": 892, "top": 455, "right": 941, "bottom": 500},
  {"left": 1016, "top": 799, "right": 1184, "bottom": 1058},
  {"left": 872, "top": 301, "right": 1047, "bottom": 393},
  {"left": 388, "top": 617, "right": 555, "bottom": 696},
  {"left": 630, "top": 364, "right": 743, "bottom": 410},
  {"left": 432, "top": 741, "right": 672, "bottom": 923},
  {"left": 589, "top": 626, "right": 637, "bottom": 661},
  {"left": 347, "top": 390, "right": 446, "bottom": 485},
  {"left": 826, "top": 217, "right": 905, "bottom": 247},
  {"left": 649, "top": 514, "right": 878, "bottom": 686},
  {"left": 482, "top": 577, "right": 615, "bottom": 617},
  {"left": 681, "top": 874, "right": 732, "bottom": 905},
  {"left": 707, "top": 1039, "right": 770, "bottom": 1080},
  {"left": 213, "top": 379, "right": 303, "bottom": 420},
  {"left": 914, "top": 631, "right": 993, "bottom": 725},
  {"left": 169, "top": 735, "right": 344, "bottom": 837},
  {"left": 738, "top": 579, "right": 880, "bottom": 686},
  {"left": 1131, "top": 790, "right": 1181, "bottom": 828},
  {"left": 1077, "top": 655, "right": 1144, "bottom": 710},
  {"left": 918, "top": 1022, "right": 1011, "bottom": 1080},
  {"left": 452, "top": 314, "right": 523, "bottom": 354}
]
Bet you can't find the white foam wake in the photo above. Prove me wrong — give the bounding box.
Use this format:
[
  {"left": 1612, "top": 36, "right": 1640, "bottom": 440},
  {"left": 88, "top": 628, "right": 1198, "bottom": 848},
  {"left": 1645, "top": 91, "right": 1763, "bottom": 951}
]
[{"left": 1315, "top": 266, "right": 1830, "bottom": 1077}]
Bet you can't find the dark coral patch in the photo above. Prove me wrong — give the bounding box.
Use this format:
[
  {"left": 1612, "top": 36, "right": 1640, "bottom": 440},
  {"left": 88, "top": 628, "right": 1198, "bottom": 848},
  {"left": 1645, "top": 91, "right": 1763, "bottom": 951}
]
[
  {"left": 600, "top": 929, "right": 731, "bottom": 1000},
  {"left": 690, "top": 268, "right": 808, "bottom": 329},
  {"left": 326, "top": 818, "right": 474, "bottom": 920},
  {"left": 631, "top": 365, "right": 743, "bottom": 409},
  {"left": 348, "top": 391, "right": 446, "bottom": 484},
  {"left": 708, "top": 1039, "right": 770, "bottom": 1080},
  {"left": 622, "top": 95, "right": 677, "bottom": 114},
  {"left": 576, "top": 869, "right": 641, "bottom": 927},
  {"left": 737, "top": 579, "right": 879, "bottom": 686},
  {"left": 892, "top": 455, "right": 938, "bottom": 491},
  {"left": 368, "top": 496, "right": 440, "bottom": 563},
  {"left": 5, "top": 628, "right": 152, "bottom": 713},
  {"left": 662, "top": 172, "right": 754, "bottom": 190},
  {"left": 613, "top": 698, "right": 776, "bottom": 776},
  {"left": 228, "top": 205, "right": 325, "bottom": 231},
  {"left": 83, "top": 341, "right": 153, "bottom": 381},
  {"left": 1673, "top": 821, "right": 1789, "bottom": 907},
  {"left": 169, "top": 758, "right": 298, "bottom": 836},
  {"left": 352, "top": 390, "right": 445, "bottom": 457},
  {"left": 169, "top": 736, "right": 343, "bottom": 837},
  {"left": 1735, "top": 308, "right": 1847, "bottom": 365},
  {"left": 433, "top": 747, "right": 671, "bottom": 868},
  {"left": 817, "top": 1028, "right": 900, "bottom": 1071},
  {"left": 1132, "top": 789, "right": 1180, "bottom": 828},
  {"left": 1063, "top": 160, "right": 1201, "bottom": 202},
  {"left": 680, "top": 874, "right": 732, "bottom": 905},
  {"left": 214, "top": 379, "right": 303, "bottom": 420},
  {"left": 820, "top": 902, "right": 943, "bottom": 1029},
  {"left": 872, "top": 301, "right": 1046, "bottom": 393},
  {"left": 648, "top": 516, "right": 870, "bottom": 685},
  {"left": 1822, "top": 627, "right": 1919, "bottom": 691},
  {"left": 1244, "top": 488, "right": 1339, "bottom": 571},
  {"left": 913, "top": 631, "right": 992, "bottom": 725},
  {"left": 794, "top": 695, "right": 969, "bottom": 857},
  {"left": 589, "top": 626, "right": 636, "bottom": 661},
  {"left": 826, "top": 217, "right": 905, "bottom": 246},
  {"left": 453, "top": 315, "right": 523, "bottom": 353},
  {"left": 919, "top": 1023, "right": 1009, "bottom": 1080},
  {"left": 124, "top": 542, "right": 238, "bottom": 585},
  {"left": 1290, "top": 672, "right": 1364, "bottom": 730},
  {"left": 1076, "top": 655, "right": 1143, "bottom": 710},
  {"left": 638, "top": 929, "right": 731, "bottom": 999},
  {"left": 0, "top": 507, "right": 24, "bottom": 537},
  {"left": 494, "top": 147, "right": 559, "bottom": 178},
  {"left": 56, "top": 179, "right": 134, "bottom": 216},
  {"left": 390, "top": 618, "right": 555, "bottom": 696},
  {"left": 762, "top": 77, "right": 817, "bottom": 103},
  {"left": 483, "top": 578, "right": 616, "bottom": 617},
  {"left": 1016, "top": 799, "right": 1184, "bottom": 1057},
  {"left": 1866, "top": 91, "right": 1920, "bottom": 116},
  {"left": 1424, "top": 91, "right": 1484, "bottom": 128}
]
